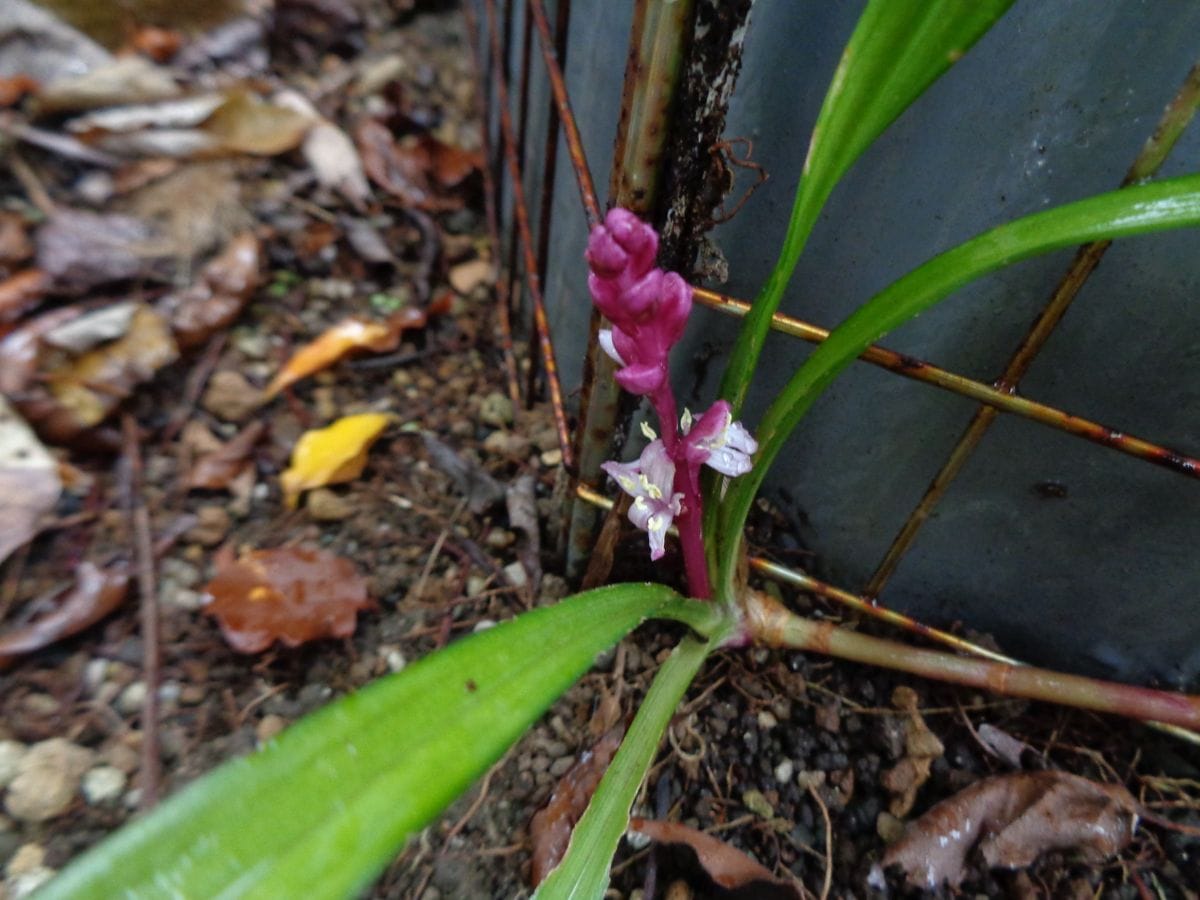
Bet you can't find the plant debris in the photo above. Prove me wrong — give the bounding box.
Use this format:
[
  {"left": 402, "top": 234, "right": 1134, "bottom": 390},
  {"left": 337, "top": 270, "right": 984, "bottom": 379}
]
[
  {"left": 201, "top": 546, "right": 373, "bottom": 653},
  {"left": 627, "top": 818, "right": 802, "bottom": 900},
  {"left": 877, "top": 770, "right": 1139, "bottom": 890},
  {"left": 529, "top": 726, "right": 624, "bottom": 886},
  {"left": 880, "top": 684, "right": 944, "bottom": 816}
]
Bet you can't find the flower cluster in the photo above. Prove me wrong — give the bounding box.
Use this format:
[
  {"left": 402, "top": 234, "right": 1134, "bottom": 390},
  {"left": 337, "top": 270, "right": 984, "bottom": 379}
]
[{"left": 586, "top": 208, "right": 757, "bottom": 589}]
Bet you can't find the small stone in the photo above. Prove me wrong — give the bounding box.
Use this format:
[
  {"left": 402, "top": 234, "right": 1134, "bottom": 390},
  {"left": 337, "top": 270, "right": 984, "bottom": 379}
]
[
  {"left": 876, "top": 810, "right": 906, "bottom": 843},
  {"left": 381, "top": 647, "right": 406, "bottom": 673},
  {"left": 5, "top": 843, "right": 44, "bottom": 877},
  {"left": 116, "top": 681, "right": 148, "bottom": 715},
  {"left": 481, "top": 430, "right": 531, "bottom": 458},
  {"left": 186, "top": 505, "right": 231, "bottom": 546},
  {"left": 478, "top": 391, "right": 513, "bottom": 427},
  {"left": 448, "top": 258, "right": 493, "bottom": 294},
  {"left": 756, "top": 710, "right": 778, "bottom": 730},
  {"left": 256, "top": 714, "right": 287, "bottom": 745},
  {"left": 742, "top": 789, "right": 774, "bottom": 819},
  {"left": 312, "top": 386, "right": 337, "bottom": 422},
  {"left": 485, "top": 529, "right": 515, "bottom": 549},
  {"left": 466, "top": 575, "right": 488, "bottom": 597},
  {"left": 82, "top": 766, "right": 127, "bottom": 805},
  {"left": 83, "top": 659, "right": 110, "bottom": 693},
  {"left": 795, "top": 769, "right": 826, "bottom": 790},
  {"left": 0, "top": 742, "right": 27, "bottom": 789},
  {"left": 5, "top": 739, "right": 94, "bottom": 822},
  {"left": 202, "top": 370, "right": 264, "bottom": 422},
  {"left": 99, "top": 741, "right": 140, "bottom": 774},
  {"left": 305, "top": 487, "right": 354, "bottom": 521},
  {"left": 774, "top": 759, "right": 794, "bottom": 785},
  {"left": 539, "top": 448, "right": 562, "bottom": 467},
  {"left": 549, "top": 756, "right": 575, "bottom": 777},
  {"left": 503, "top": 562, "right": 527, "bottom": 587},
  {"left": 815, "top": 701, "right": 841, "bottom": 734}
]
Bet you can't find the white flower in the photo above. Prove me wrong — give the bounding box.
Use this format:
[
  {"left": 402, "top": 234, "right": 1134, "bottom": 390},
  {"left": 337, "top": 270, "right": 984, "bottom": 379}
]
[
  {"left": 600, "top": 440, "right": 682, "bottom": 560},
  {"left": 681, "top": 401, "right": 758, "bottom": 477}
]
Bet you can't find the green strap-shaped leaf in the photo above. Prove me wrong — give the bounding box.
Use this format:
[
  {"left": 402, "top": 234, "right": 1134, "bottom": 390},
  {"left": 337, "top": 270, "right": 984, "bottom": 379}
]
[
  {"left": 718, "top": 0, "right": 1014, "bottom": 415},
  {"left": 716, "top": 173, "right": 1200, "bottom": 585},
  {"left": 42, "top": 584, "right": 721, "bottom": 900},
  {"left": 534, "top": 633, "right": 719, "bottom": 900}
]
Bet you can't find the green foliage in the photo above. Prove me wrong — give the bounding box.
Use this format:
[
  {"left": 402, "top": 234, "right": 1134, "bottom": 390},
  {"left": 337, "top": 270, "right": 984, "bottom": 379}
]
[
  {"left": 534, "top": 633, "right": 721, "bottom": 899},
  {"left": 717, "top": 0, "right": 1015, "bottom": 417},
  {"left": 41, "top": 584, "right": 720, "bottom": 900},
  {"left": 714, "top": 174, "right": 1200, "bottom": 587}
]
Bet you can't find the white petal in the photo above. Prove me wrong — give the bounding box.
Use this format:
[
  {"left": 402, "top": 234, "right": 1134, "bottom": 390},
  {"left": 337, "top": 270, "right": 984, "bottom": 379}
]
[
  {"left": 703, "top": 446, "right": 753, "bottom": 477},
  {"left": 598, "top": 329, "right": 626, "bottom": 365}
]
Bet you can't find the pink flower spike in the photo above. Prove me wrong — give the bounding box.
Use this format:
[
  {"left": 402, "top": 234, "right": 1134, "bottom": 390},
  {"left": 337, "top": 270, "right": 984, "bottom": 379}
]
[
  {"left": 613, "top": 361, "right": 666, "bottom": 395},
  {"left": 601, "top": 440, "right": 682, "bottom": 561},
  {"left": 682, "top": 401, "right": 758, "bottom": 477},
  {"left": 604, "top": 208, "right": 658, "bottom": 276},
  {"left": 585, "top": 226, "right": 628, "bottom": 278}
]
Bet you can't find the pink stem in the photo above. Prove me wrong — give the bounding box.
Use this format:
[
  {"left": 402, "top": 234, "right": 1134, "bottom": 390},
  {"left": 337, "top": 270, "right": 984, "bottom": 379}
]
[{"left": 649, "top": 379, "right": 709, "bottom": 598}]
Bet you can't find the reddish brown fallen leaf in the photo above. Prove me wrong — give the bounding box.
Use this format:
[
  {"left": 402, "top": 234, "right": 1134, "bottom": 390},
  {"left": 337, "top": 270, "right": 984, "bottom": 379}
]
[
  {"left": 187, "top": 420, "right": 265, "bottom": 490},
  {"left": 202, "top": 546, "right": 374, "bottom": 653},
  {"left": 418, "top": 134, "right": 482, "bottom": 189},
  {"left": 0, "top": 306, "right": 84, "bottom": 396},
  {"left": 0, "top": 211, "right": 33, "bottom": 265},
  {"left": 628, "top": 818, "right": 802, "bottom": 900},
  {"left": 127, "top": 26, "right": 183, "bottom": 63},
  {"left": 0, "top": 269, "right": 50, "bottom": 324},
  {"left": 36, "top": 209, "right": 170, "bottom": 293},
  {"left": 0, "top": 562, "right": 130, "bottom": 670},
  {"left": 163, "top": 232, "right": 261, "bottom": 349},
  {"left": 530, "top": 727, "right": 624, "bottom": 886},
  {"left": 878, "top": 770, "right": 1138, "bottom": 890},
  {"left": 265, "top": 295, "right": 451, "bottom": 398}
]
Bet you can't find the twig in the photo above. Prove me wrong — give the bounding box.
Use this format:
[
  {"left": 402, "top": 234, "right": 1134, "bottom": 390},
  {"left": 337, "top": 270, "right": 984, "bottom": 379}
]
[
  {"left": 805, "top": 783, "right": 832, "bottom": 900},
  {"left": 122, "top": 415, "right": 162, "bottom": 810},
  {"left": 411, "top": 499, "right": 467, "bottom": 602}
]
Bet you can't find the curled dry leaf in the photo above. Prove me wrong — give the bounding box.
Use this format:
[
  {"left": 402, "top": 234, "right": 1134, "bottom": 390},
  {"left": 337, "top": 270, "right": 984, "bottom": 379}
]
[
  {"left": 161, "top": 232, "right": 261, "bottom": 349},
  {"left": 203, "top": 90, "right": 313, "bottom": 156},
  {"left": 0, "top": 561, "right": 130, "bottom": 669},
  {"left": 880, "top": 685, "right": 944, "bottom": 817},
  {"left": 187, "top": 420, "right": 265, "bottom": 490},
  {"left": 0, "top": 397, "right": 61, "bottom": 566},
  {"left": 627, "top": 818, "right": 802, "bottom": 900},
  {"left": 878, "top": 770, "right": 1139, "bottom": 890},
  {"left": 264, "top": 296, "right": 450, "bottom": 398},
  {"left": 280, "top": 413, "right": 392, "bottom": 507},
  {"left": 202, "top": 546, "right": 373, "bottom": 653},
  {"left": 420, "top": 431, "right": 504, "bottom": 514},
  {"left": 45, "top": 304, "right": 179, "bottom": 434},
  {"left": 530, "top": 727, "right": 623, "bottom": 886}
]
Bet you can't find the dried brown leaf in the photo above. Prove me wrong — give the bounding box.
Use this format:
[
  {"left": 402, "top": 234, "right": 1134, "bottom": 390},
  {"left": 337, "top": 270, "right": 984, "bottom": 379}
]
[
  {"left": 162, "top": 232, "right": 261, "bottom": 349},
  {"left": 187, "top": 420, "right": 265, "bottom": 490},
  {"left": 0, "top": 561, "right": 129, "bottom": 669},
  {"left": 880, "top": 685, "right": 944, "bottom": 817},
  {"left": 202, "top": 546, "right": 374, "bottom": 654},
  {"left": 879, "top": 770, "right": 1138, "bottom": 890},
  {"left": 0, "top": 397, "right": 61, "bottom": 566},
  {"left": 628, "top": 818, "right": 802, "bottom": 900},
  {"left": 45, "top": 304, "right": 179, "bottom": 432},
  {"left": 201, "top": 90, "right": 313, "bottom": 156},
  {"left": 0, "top": 212, "right": 34, "bottom": 265},
  {"left": 530, "top": 727, "right": 623, "bottom": 886}
]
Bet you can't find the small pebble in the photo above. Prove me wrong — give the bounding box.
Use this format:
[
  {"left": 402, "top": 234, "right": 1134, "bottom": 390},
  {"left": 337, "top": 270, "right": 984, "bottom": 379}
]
[
  {"left": 186, "top": 506, "right": 231, "bottom": 546},
  {"left": 117, "top": 681, "right": 148, "bottom": 715},
  {"left": 774, "top": 759, "right": 795, "bottom": 784},
  {"left": 256, "top": 715, "right": 288, "bottom": 745},
  {"left": 485, "top": 529, "right": 515, "bottom": 549},
  {"left": 503, "top": 562, "right": 527, "bottom": 587},
  {"left": 202, "top": 370, "right": 264, "bottom": 422},
  {"left": 305, "top": 487, "right": 354, "bottom": 521},
  {"left": 466, "top": 575, "right": 488, "bottom": 597},
  {"left": 876, "top": 810, "right": 906, "bottom": 843},
  {"left": 539, "top": 448, "right": 562, "bottom": 467},
  {"left": 0, "top": 741, "right": 27, "bottom": 789},
  {"left": 82, "top": 766, "right": 127, "bottom": 805},
  {"left": 382, "top": 647, "right": 406, "bottom": 673},
  {"left": 756, "top": 710, "right": 778, "bottom": 730},
  {"left": 472, "top": 619, "right": 497, "bottom": 633},
  {"left": 5, "top": 739, "right": 94, "bottom": 822},
  {"left": 478, "top": 391, "right": 513, "bottom": 427},
  {"left": 549, "top": 756, "right": 574, "bottom": 777},
  {"left": 6, "top": 842, "right": 55, "bottom": 896}
]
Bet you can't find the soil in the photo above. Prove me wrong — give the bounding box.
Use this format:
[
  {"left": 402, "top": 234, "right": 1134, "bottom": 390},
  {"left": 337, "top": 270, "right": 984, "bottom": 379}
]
[{"left": 2, "top": 3, "right": 1199, "bottom": 900}]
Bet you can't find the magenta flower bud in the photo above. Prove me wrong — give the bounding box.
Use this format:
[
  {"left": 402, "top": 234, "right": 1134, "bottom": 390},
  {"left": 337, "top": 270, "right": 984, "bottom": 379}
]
[
  {"left": 658, "top": 272, "right": 693, "bottom": 342},
  {"left": 621, "top": 269, "right": 665, "bottom": 318},
  {"left": 614, "top": 362, "right": 666, "bottom": 395},
  {"left": 604, "top": 208, "right": 658, "bottom": 277},
  {"left": 585, "top": 226, "right": 628, "bottom": 278},
  {"left": 587, "top": 272, "right": 623, "bottom": 319}
]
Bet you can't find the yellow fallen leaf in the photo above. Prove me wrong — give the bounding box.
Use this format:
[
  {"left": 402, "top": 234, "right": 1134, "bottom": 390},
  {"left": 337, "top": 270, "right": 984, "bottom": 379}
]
[{"left": 280, "top": 413, "right": 392, "bottom": 507}]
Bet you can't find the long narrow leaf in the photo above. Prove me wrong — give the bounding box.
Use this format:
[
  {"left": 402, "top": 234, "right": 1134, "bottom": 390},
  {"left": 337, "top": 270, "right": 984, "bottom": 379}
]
[
  {"left": 717, "top": 174, "right": 1200, "bottom": 585},
  {"left": 42, "top": 584, "right": 721, "bottom": 900},
  {"left": 718, "top": 0, "right": 1013, "bottom": 415},
  {"left": 534, "top": 633, "right": 720, "bottom": 899}
]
